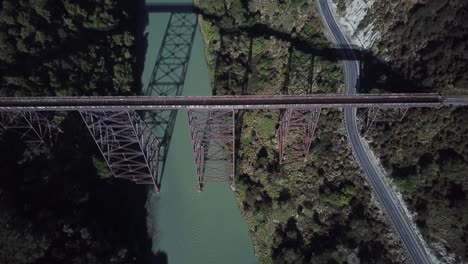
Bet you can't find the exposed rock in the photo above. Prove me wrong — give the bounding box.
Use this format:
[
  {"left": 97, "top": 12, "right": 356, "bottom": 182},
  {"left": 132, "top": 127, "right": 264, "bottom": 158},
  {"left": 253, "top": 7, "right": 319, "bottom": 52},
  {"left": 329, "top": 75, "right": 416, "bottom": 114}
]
[{"left": 330, "top": 0, "right": 381, "bottom": 49}]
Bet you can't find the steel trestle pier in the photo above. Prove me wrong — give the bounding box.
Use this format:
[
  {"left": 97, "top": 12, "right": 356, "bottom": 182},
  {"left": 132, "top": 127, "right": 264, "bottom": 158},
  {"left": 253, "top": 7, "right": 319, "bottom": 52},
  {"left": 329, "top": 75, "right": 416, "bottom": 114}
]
[
  {"left": 80, "top": 111, "right": 160, "bottom": 191},
  {"left": 187, "top": 110, "right": 235, "bottom": 191},
  {"left": 357, "top": 107, "right": 409, "bottom": 135},
  {"left": 278, "top": 108, "right": 321, "bottom": 164},
  {"left": 0, "top": 111, "right": 57, "bottom": 148}
]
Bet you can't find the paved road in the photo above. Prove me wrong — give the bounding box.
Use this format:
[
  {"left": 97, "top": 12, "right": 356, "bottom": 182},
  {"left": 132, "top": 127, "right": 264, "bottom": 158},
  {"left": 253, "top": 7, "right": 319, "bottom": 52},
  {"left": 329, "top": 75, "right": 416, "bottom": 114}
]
[{"left": 316, "top": 0, "right": 432, "bottom": 263}]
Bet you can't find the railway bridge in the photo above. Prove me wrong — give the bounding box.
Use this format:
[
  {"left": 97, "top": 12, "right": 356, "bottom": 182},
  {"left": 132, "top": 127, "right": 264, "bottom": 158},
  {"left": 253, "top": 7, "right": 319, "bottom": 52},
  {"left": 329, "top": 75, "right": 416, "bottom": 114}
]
[
  {"left": 0, "top": 94, "right": 466, "bottom": 192},
  {"left": 1, "top": 3, "right": 467, "bottom": 192}
]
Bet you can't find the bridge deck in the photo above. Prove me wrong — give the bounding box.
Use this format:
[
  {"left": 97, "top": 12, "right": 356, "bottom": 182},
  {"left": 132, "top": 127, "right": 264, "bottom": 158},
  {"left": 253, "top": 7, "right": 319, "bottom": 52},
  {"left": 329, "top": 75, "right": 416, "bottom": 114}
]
[{"left": 0, "top": 94, "right": 461, "bottom": 112}]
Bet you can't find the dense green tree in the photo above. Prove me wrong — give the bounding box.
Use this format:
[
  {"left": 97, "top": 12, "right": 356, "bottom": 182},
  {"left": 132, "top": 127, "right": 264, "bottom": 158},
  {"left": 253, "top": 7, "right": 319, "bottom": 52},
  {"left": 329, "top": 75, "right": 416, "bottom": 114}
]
[{"left": 0, "top": 0, "right": 150, "bottom": 263}]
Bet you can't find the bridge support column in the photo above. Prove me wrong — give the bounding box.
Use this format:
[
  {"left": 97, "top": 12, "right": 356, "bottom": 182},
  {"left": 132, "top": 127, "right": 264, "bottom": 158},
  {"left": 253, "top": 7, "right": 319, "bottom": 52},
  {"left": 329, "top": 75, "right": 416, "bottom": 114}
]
[
  {"left": 277, "top": 109, "right": 321, "bottom": 165},
  {"left": 80, "top": 111, "right": 160, "bottom": 192},
  {"left": 0, "top": 111, "right": 58, "bottom": 148},
  {"left": 187, "top": 109, "right": 235, "bottom": 192},
  {"left": 358, "top": 107, "right": 409, "bottom": 135}
]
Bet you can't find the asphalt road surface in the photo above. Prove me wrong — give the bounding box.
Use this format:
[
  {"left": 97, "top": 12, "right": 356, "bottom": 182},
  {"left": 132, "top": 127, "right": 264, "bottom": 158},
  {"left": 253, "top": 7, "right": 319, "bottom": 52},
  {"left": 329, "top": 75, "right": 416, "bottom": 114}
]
[{"left": 316, "top": 0, "right": 432, "bottom": 263}]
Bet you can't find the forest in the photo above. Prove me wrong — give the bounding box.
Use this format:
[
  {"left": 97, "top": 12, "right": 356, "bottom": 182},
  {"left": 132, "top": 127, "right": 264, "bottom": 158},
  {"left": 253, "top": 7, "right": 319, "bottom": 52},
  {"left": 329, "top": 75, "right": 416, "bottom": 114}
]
[
  {"left": 0, "top": 0, "right": 155, "bottom": 263},
  {"left": 351, "top": 0, "right": 468, "bottom": 260}
]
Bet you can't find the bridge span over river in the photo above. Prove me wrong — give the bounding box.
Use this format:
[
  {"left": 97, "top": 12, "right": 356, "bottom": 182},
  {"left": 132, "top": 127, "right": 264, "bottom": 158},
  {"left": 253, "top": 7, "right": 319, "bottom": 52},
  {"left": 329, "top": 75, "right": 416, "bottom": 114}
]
[{"left": 0, "top": 93, "right": 466, "bottom": 192}]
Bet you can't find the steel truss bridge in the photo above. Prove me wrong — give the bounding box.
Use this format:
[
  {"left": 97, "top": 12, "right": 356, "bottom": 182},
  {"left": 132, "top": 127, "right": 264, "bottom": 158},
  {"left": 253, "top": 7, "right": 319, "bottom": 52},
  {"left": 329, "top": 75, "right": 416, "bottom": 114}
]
[
  {"left": 1, "top": 5, "right": 467, "bottom": 193},
  {"left": 0, "top": 94, "right": 466, "bottom": 192}
]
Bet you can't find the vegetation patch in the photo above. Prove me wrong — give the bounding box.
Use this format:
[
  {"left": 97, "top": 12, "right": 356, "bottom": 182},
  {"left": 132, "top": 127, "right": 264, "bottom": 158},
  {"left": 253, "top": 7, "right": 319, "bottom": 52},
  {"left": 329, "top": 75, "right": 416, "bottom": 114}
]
[{"left": 365, "top": 107, "right": 468, "bottom": 260}]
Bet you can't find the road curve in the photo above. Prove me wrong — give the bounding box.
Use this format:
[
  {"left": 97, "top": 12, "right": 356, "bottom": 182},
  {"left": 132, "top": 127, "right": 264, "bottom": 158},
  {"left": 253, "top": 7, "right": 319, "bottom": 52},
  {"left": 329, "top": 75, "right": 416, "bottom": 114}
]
[{"left": 316, "top": 0, "right": 432, "bottom": 263}]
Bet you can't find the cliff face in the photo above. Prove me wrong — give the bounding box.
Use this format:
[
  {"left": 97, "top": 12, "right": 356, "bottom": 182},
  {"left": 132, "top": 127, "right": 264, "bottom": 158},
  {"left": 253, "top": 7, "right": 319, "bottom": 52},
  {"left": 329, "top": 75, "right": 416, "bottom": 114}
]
[
  {"left": 330, "top": 0, "right": 380, "bottom": 49},
  {"left": 331, "top": 0, "right": 468, "bottom": 262}
]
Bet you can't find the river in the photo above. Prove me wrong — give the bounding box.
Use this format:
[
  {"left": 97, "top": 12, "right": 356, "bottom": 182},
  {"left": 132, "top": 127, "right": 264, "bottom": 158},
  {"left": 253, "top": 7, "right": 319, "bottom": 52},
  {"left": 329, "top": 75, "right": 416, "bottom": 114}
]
[{"left": 141, "top": 1, "right": 257, "bottom": 263}]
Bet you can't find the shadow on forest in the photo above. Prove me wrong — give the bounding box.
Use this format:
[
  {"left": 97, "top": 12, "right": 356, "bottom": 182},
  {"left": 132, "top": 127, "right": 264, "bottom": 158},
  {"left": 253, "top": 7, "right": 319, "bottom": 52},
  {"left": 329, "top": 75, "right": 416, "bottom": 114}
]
[
  {"left": 211, "top": 24, "right": 425, "bottom": 94},
  {"left": 191, "top": 3, "right": 425, "bottom": 94},
  {"left": 281, "top": 45, "right": 315, "bottom": 95}
]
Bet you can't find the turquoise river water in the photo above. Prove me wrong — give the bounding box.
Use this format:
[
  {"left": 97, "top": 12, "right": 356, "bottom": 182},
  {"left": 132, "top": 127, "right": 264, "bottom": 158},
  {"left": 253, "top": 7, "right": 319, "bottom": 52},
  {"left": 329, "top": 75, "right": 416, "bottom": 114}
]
[{"left": 141, "top": 0, "right": 257, "bottom": 263}]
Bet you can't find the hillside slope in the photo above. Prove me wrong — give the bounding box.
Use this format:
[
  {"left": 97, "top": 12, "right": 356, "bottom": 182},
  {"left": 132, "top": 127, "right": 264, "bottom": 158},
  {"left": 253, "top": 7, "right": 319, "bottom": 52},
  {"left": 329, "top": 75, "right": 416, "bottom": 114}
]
[{"left": 332, "top": 0, "right": 468, "bottom": 262}]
